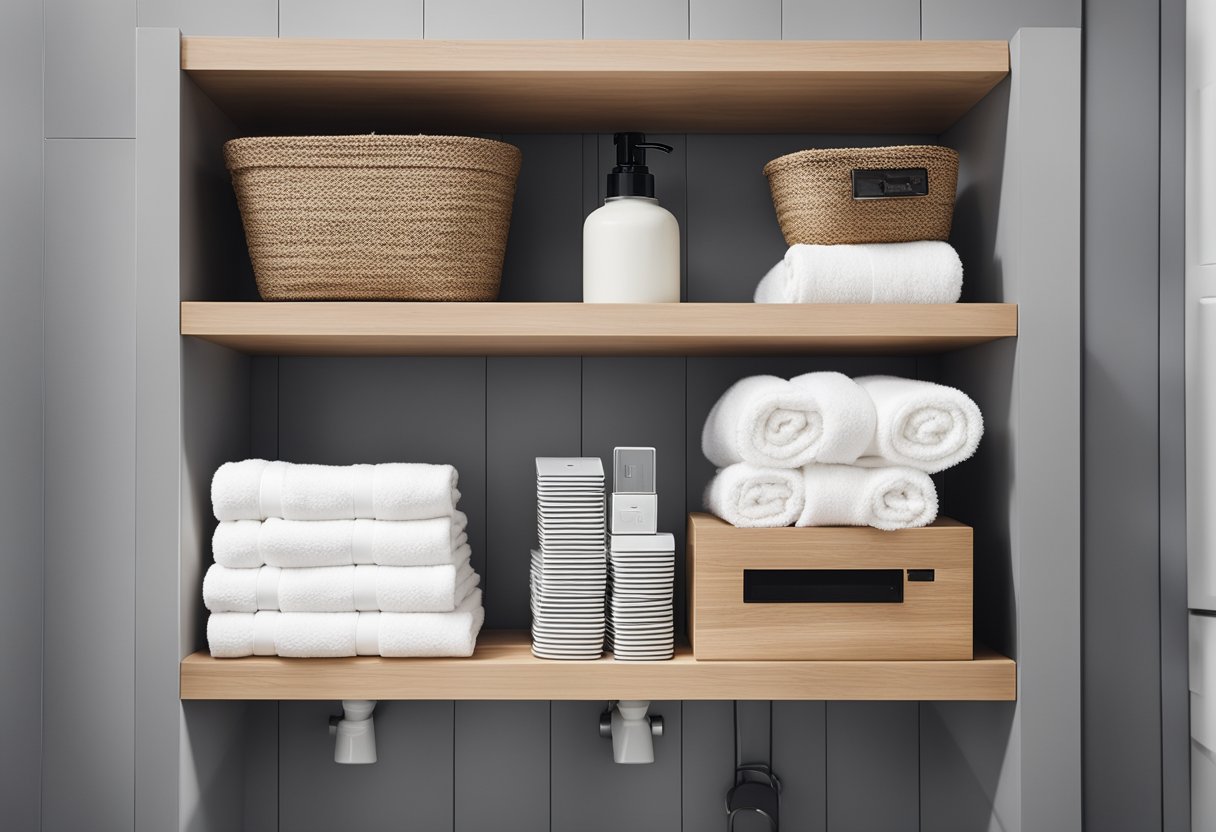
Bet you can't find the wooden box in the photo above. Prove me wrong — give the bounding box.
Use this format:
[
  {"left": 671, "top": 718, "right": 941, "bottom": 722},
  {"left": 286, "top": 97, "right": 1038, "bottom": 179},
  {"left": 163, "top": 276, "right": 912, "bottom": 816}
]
[{"left": 687, "top": 513, "right": 973, "bottom": 661}]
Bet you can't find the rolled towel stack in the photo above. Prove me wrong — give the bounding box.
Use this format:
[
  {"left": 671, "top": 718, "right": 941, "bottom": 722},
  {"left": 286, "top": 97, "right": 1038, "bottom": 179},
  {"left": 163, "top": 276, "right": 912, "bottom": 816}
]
[
  {"left": 205, "top": 460, "right": 484, "bottom": 658},
  {"left": 702, "top": 374, "right": 982, "bottom": 530},
  {"left": 754, "top": 241, "right": 963, "bottom": 305}
]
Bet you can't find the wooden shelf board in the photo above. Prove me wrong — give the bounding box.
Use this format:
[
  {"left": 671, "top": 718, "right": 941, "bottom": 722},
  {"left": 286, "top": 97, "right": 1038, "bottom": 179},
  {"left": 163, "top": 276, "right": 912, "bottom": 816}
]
[
  {"left": 180, "top": 301, "right": 1017, "bottom": 356},
  {"left": 180, "top": 630, "right": 1016, "bottom": 701},
  {"left": 180, "top": 38, "right": 1009, "bottom": 133}
]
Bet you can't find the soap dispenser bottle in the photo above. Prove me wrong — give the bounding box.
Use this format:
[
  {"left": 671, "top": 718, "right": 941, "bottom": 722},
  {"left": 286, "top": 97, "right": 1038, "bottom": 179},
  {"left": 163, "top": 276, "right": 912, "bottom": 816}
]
[{"left": 583, "top": 132, "right": 681, "bottom": 303}]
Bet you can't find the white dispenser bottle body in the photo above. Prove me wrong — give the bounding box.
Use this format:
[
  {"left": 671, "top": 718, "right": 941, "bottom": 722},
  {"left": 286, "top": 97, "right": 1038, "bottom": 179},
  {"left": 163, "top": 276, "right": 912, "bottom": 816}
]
[{"left": 583, "top": 197, "right": 680, "bottom": 303}]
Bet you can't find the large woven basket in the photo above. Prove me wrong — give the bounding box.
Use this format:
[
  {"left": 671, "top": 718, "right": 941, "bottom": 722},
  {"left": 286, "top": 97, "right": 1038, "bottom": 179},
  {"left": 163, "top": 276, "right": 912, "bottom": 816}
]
[
  {"left": 225, "top": 135, "right": 522, "bottom": 301},
  {"left": 763, "top": 145, "right": 959, "bottom": 245}
]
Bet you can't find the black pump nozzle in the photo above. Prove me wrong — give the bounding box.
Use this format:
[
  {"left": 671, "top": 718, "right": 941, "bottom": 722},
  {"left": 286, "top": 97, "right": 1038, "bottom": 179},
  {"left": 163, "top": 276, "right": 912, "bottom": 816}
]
[{"left": 607, "top": 132, "right": 674, "bottom": 198}]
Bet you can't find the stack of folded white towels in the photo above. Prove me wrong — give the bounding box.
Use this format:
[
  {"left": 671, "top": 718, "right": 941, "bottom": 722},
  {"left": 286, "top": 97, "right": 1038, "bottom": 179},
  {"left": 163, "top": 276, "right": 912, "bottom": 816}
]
[
  {"left": 702, "top": 373, "right": 982, "bottom": 530},
  {"left": 204, "top": 459, "right": 484, "bottom": 658},
  {"left": 754, "top": 241, "right": 963, "bottom": 305}
]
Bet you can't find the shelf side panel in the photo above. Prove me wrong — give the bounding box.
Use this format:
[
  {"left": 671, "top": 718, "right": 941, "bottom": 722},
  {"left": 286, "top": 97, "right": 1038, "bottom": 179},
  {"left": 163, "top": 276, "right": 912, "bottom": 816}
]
[{"left": 928, "top": 27, "right": 1082, "bottom": 832}]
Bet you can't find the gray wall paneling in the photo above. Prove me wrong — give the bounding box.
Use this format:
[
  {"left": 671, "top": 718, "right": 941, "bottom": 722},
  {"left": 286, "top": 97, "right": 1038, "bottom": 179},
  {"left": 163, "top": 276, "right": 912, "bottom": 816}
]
[
  {"left": 178, "top": 701, "right": 252, "bottom": 832},
  {"left": 498, "top": 134, "right": 583, "bottom": 302},
  {"left": 45, "top": 0, "right": 135, "bottom": 138},
  {"left": 921, "top": 0, "right": 1080, "bottom": 40},
  {"left": 827, "top": 702, "right": 920, "bottom": 831},
  {"left": 43, "top": 137, "right": 137, "bottom": 832},
  {"left": 279, "top": 0, "right": 423, "bottom": 38},
  {"left": 583, "top": 0, "right": 689, "bottom": 38},
  {"left": 681, "top": 702, "right": 736, "bottom": 829},
  {"left": 136, "top": 0, "right": 277, "bottom": 34},
  {"left": 0, "top": 0, "right": 43, "bottom": 828},
  {"left": 691, "top": 0, "right": 780, "bottom": 38},
  {"left": 782, "top": 0, "right": 920, "bottom": 40},
  {"left": 485, "top": 358, "right": 581, "bottom": 628},
  {"left": 1159, "top": 1, "right": 1190, "bottom": 831},
  {"left": 454, "top": 701, "right": 551, "bottom": 832},
  {"left": 773, "top": 702, "right": 827, "bottom": 832},
  {"left": 1083, "top": 0, "right": 1166, "bottom": 828},
  {"left": 423, "top": 0, "right": 583, "bottom": 38},
  {"left": 929, "top": 28, "right": 1082, "bottom": 832}
]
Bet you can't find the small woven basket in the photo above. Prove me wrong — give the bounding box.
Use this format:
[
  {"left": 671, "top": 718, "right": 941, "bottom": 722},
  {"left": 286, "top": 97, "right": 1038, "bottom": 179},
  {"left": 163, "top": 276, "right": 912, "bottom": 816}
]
[
  {"left": 763, "top": 145, "right": 959, "bottom": 245},
  {"left": 225, "top": 135, "right": 522, "bottom": 301}
]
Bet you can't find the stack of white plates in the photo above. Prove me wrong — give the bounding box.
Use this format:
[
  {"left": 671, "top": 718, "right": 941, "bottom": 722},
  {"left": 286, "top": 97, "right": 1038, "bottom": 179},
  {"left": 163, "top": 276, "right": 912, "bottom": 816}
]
[
  {"left": 531, "top": 458, "right": 606, "bottom": 660},
  {"left": 607, "top": 533, "right": 676, "bottom": 661}
]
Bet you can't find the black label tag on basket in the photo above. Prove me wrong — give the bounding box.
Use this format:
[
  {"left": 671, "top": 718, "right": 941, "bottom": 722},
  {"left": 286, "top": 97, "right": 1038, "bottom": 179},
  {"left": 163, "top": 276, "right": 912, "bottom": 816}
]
[{"left": 852, "top": 168, "right": 930, "bottom": 199}]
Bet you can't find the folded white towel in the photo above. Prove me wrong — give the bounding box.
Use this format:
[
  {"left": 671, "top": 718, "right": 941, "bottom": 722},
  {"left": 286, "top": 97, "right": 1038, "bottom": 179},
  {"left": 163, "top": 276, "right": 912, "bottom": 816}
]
[
  {"left": 207, "top": 589, "right": 485, "bottom": 658},
  {"left": 202, "top": 561, "right": 478, "bottom": 613},
  {"left": 702, "top": 373, "right": 874, "bottom": 469},
  {"left": 212, "top": 459, "right": 461, "bottom": 521},
  {"left": 754, "top": 241, "right": 963, "bottom": 305},
  {"left": 703, "top": 463, "right": 805, "bottom": 528},
  {"left": 797, "top": 464, "right": 938, "bottom": 530},
  {"left": 854, "top": 376, "right": 983, "bottom": 473},
  {"left": 212, "top": 514, "right": 469, "bottom": 569}
]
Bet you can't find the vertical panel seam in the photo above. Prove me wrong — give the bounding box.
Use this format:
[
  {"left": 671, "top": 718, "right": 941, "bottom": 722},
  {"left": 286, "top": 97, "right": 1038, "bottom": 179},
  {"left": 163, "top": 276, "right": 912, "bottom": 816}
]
[
  {"left": 484, "top": 357, "right": 489, "bottom": 602},
  {"left": 38, "top": 93, "right": 47, "bottom": 832},
  {"left": 1154, "top": 3, "right": 1169, "bottom": 829},
  {"left": 548, "top": 701, "right": 553, "bottom": 832},
  {"left": 679, "top": 701, "right": 684, "bottom": 831}
]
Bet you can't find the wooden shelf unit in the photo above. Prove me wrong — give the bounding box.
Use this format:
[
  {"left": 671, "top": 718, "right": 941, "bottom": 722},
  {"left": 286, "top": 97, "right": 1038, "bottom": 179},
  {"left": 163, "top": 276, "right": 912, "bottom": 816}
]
[
  {"left": 180, "top": 630, "right": 1016, "bottom": 701},
  {"left": 180, "top": 37, "right": 1009, "bottom": 133},
  {"left": 174, "top": 36, "right": 1023, "bottom": 706},
  {"left": 180, "top": 301, "right": 1017, "bottom": 356}
]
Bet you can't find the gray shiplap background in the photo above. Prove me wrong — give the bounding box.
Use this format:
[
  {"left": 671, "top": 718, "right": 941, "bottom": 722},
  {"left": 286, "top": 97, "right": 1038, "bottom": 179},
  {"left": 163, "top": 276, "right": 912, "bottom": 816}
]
[{"left": 0, "top": 0, "right": 1184, "bottom": 831}]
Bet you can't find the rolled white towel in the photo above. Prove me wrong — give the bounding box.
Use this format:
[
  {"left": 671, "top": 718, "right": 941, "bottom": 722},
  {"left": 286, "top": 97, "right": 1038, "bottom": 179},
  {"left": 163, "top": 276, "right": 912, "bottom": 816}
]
[
  {"left": 754, "top": 241, "right": 963, "bottom": 305},
  {"left": 855, "top": 376, "right": 983, "bottom": 473},
  {"left": 702, "top": 373, "right": 873, "bottom": 469},
  {"left": 797, "top": 464, "right": 938, "bottom": 531},
  {"left": 212, "top": 459, "right": 461, "bottom": 521},
  {"left": 703, "top": 463, "right": 805, "bottom": 528},
  {"left": 212, "top": 514, "right": 469, "bottom": 569},
  {"left": 786, "top": 371, "right": 877, "bottom": 464},
  {"left": 207, "top": 589, "right": 485, "bottom": 658},
  {"left": 202, "top": 561, "right": 478, "bottom": 613}
]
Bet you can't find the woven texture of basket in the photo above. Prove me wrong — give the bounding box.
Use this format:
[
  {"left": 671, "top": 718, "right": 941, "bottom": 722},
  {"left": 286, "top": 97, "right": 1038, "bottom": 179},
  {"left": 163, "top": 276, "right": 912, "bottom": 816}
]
[
  {"left": 225, "top": 135, "right": 522, "bottom": 301},
  {"left": 763, "top": 145, "right": 959, "bottom": 245}
]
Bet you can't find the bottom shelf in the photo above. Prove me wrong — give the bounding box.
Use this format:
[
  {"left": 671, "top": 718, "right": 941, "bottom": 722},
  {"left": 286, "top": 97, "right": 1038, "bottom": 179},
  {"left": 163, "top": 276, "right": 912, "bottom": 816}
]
[{"left": 180, "top": 630, "right": 1016, "bottom": 701}]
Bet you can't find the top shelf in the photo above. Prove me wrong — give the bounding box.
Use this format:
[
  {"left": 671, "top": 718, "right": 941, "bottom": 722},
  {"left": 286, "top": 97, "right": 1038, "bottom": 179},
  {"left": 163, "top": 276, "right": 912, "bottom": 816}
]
[
  {"left": 181, "top": 302, "right": 1017, "bottom": 356},
  {"left": 181, "top": 37, "right": 1010, "bottom": 134}
]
